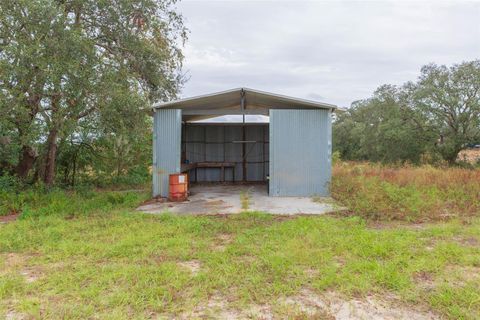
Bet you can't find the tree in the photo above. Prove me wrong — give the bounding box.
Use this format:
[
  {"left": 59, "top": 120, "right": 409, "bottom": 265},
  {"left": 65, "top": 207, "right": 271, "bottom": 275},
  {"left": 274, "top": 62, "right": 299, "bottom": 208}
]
[
  {"left": 0, "top": 0, "right": 186, "bottom": 185},
  {"left": 414, "top": 61, "right": 480, "bottom": 163},
  {"left": 334, "top": 85, "right": 435, "bottom": 164},
  {"left": 334, "top": 61, "right": 480, "bottom": 165}
]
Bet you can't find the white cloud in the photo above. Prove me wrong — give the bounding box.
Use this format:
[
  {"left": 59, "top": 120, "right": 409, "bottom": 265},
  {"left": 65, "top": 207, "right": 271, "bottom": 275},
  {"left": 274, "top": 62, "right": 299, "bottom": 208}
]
[{"left": 177, "top": 0, "right": 480, "bottom": 108}]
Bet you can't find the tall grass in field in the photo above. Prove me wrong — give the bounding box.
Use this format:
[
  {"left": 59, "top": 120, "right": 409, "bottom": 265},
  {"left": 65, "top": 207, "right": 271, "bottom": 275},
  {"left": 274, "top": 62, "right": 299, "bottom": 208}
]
[
  {"left": 0, "top": 188, "right": 148, "bottom": 218},
  {"left": 331, "top": 162, "right": 480, "bottom": 221}
]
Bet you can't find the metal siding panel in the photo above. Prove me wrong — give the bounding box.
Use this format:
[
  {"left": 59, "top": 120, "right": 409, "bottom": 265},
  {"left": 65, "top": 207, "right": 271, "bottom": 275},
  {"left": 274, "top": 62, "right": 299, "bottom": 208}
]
[
  {"left": 204, "top": 168, "right": 221, "bottom": 181},
  {"left": 205, "top": 126, "right": 224, "bottom": 143},
  {"left": 269, "top": 109, "right": 331, "bottom": 196},
  {"left": 245, "top": 125, "right": 263, "bottom": 141},
  {"left": 152, "top": 109, "right": 181, "bottom": 197},
  {"left": 186, "top": 125, "right": 204, "bottom": 142},
  {"left": 224, "top": 166, "right": 235, "bottom": 181},
  {"left": 246, "top": 163, "right": 263, "bottom": 181},
  {"left": 245, "top": 143, "right": 263, "bottom": 162},
  {"left": 224, "top": 126, "right": 242, "bottom": 141},
  {"left": 185, "top": 142, "right": 205, "bottom": 163},
  {"left": 205, "top": 144, "right": 224, "bottom": 162},
  {"left": 225, "top": 143, "right": 243, "bottom": 162},
  {"left": 196, "top": 168, "right": 206, "bottom": 181}
]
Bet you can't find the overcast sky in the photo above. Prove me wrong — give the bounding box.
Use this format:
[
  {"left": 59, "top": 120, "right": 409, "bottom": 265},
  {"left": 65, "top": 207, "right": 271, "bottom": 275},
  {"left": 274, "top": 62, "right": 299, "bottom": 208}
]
[{"left": 175, "top": 0, "right": 479, "bottom": 108}]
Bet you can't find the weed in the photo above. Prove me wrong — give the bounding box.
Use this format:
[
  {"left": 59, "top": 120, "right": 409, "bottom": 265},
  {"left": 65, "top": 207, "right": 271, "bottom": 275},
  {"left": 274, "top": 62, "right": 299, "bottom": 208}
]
[
  {"left": 331, "top": 162, "right": 480, "bottom": 221},
  {"left": 240, "top": 190, "right": 250, "bottom": 210},
  {"left": 0, "top": 188, "right": 148, "bottom": 218}
]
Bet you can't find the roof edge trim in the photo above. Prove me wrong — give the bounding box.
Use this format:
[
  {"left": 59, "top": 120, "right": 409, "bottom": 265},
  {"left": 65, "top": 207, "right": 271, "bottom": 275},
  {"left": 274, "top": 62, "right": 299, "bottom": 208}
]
[{"left": 153, "top": 87, "right": 337, "bottom": 110}]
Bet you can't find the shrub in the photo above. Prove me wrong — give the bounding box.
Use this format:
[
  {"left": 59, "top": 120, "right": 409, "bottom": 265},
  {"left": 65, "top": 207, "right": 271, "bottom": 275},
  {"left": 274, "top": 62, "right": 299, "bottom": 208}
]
[
  {"left": 0, "top": 174, "right": 22, "bottom": 192},
  {"left": 332, "top": 151, "right": 342, "bottom": 165}
]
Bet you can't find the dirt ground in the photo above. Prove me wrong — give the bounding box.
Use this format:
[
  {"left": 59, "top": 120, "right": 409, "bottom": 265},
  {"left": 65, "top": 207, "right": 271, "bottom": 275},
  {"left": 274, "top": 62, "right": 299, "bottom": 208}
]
[
  {"left": 175, "top": 288, "right": 439, "bottom": 319},
  {"left": 0, "top": 213, "right": 19, "bottom": 224}
]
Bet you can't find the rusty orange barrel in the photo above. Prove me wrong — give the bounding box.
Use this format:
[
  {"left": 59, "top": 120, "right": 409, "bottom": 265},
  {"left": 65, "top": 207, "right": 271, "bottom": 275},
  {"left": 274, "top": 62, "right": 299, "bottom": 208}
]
[{"left": 169, "top": 173, "right": 188, "bottom": 202}]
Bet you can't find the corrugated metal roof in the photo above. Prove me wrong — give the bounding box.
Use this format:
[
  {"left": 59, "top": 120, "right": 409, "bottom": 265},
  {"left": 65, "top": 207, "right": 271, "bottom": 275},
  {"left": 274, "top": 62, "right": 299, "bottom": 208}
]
[{"left": 153, "top": 87, "right": 337, "bottom": 111}]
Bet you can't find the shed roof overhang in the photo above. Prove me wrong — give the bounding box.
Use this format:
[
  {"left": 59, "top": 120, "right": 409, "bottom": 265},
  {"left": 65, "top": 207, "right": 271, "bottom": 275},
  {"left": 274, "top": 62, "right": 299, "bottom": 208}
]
[{"left": 153, "top": 87, "right": 337, "bottom": 122}]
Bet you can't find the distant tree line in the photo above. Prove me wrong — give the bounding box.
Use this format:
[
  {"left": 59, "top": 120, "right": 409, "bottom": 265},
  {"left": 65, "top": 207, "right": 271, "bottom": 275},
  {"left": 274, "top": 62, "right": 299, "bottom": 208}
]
[
  {"left": 334, "top": 60, "right": 480, "bottom": 165},
  {"left": 0, "top": 0, "right": 186, "bottom": 187}
]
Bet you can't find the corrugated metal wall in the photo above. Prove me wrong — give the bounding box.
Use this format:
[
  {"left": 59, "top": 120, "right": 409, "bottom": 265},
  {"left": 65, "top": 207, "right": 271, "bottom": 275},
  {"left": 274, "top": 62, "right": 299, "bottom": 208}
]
[
  {"left": 183, "top": 124, "right": 268, "bottom": 182},
  {"left": 152, "top": 109, "right": 181, "bottom": 197},
  {"left": 269, "top": 109, "right": 332, "bottom": 196},
  {"left": 152, "top": 108, "right": 332, "bottom": 197}
]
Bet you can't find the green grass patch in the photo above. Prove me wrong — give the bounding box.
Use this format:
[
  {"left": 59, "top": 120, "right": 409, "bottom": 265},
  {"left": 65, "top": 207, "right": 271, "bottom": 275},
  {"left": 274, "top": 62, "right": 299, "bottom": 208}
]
[
  {"left": 0, "top": 188, "right": 148, "bottom": 218},
  {"left": 1, "top": 206, "right": 480, "bottom": 318}
]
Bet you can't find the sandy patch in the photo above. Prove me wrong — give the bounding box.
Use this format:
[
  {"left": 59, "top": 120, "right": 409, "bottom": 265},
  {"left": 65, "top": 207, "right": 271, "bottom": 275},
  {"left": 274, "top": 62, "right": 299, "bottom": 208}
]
[
  {"left": 177, "top": 260, "right": 202, "bottom": 275},
  {"left": 0, "top": 213, "right": 19, "bottom": 224},
  {"left": 177, "top": 292, "right": 274, "bottom": 320},
  {"left": 453, "top": 236, "right": 479, "bottom": 247},
  {"left": 169, "top": 288, "right": 439, "bottom": 319},
  {"left": 212, "top": 233, "right": 234, "bottom": 251},
  {"left": 3, "top": 253, "right": 27, "bottom": 268},
  {"left": 281, "top": 289, "right": 438, "bottom": 320},
  {"left": 5, "top": 310, "right": 27, "bottom": 320},
  {"left": 444, "top": 265, "right": 480, "bottom": 285},
  {"left": 19, "top": 267, "right": 43, "bottom": 283},
  {"left": 2, "top": 253, "right": 43, "bottom": 283},
  {"left": 413, "top": 271, "right": 436, "bottom": 291}
]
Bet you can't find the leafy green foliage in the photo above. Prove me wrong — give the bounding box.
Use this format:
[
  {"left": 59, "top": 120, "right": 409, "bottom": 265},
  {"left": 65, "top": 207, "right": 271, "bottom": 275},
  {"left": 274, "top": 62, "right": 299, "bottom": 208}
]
[
  {"left": 334, "top": 61, "right": 480, "bottom": 164},
  {"left": 334, "top": 85, "right": 435, "bottom": 164},
  {"left": 414, "top": 61, "right": 480, "bottom": 163},
  {"left": 0, "top": 0, "right": 186, "bottom": 185}
]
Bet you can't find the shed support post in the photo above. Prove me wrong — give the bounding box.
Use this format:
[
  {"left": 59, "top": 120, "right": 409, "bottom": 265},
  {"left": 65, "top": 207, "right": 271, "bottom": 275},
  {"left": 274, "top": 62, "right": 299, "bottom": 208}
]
[{"left": 241, "top": 89, "right": 246, "bottom": 182}]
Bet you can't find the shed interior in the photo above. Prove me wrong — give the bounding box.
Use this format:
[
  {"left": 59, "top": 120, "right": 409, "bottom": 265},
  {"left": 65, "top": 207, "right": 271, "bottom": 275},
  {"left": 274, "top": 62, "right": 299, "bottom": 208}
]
[{"left": 182, "top": 122, "right": 269, "bottom": 183}]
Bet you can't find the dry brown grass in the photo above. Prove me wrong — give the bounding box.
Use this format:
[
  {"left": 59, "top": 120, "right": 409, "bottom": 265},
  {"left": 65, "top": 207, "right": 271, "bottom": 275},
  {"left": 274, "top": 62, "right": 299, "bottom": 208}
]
[{"left": 331, "top": 162, "right": 480, "bottom": 221}]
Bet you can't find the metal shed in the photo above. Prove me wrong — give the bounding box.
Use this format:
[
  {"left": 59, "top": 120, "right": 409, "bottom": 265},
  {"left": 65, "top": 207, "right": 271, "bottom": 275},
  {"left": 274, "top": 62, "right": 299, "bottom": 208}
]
[{"left": 152, "top": 88, "right": 336, "bottom": 198}]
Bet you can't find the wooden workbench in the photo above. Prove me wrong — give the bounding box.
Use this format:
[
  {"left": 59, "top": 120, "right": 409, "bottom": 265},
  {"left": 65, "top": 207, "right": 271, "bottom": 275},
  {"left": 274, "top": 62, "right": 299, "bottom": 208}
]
[{"left": 181, "top": 162, "right": 236, "bottom": 182}]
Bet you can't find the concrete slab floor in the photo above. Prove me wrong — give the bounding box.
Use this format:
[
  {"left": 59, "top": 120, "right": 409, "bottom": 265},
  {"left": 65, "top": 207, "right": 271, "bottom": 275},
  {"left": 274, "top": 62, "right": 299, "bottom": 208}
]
[{"left": 137, "top": 184, "right": 344, "bottom": 215}]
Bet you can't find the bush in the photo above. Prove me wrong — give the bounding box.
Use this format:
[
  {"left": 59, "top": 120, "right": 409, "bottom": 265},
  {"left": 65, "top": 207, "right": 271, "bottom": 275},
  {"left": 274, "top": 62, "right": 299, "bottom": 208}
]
[
  {"left": 0, "top": 174, "right": 22, "bottom": 192},
  {"left": 332, "top": 151, "right": 342, "bottom": 165}
]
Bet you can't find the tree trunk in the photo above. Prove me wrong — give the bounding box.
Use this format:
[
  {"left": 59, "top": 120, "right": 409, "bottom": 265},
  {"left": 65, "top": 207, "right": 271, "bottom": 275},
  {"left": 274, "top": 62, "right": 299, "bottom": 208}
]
[
  {"left": 72, "top": 151, "right": 77, "bottom": 187},
  {"left": 446, "top": 146, "right": 463, "bottom": 165},
  {"left": 16, "top": 145, "right": 37, "bottom": 179},
  {"left": 44, "top": 128, "right": 58, "bottom": 187}
]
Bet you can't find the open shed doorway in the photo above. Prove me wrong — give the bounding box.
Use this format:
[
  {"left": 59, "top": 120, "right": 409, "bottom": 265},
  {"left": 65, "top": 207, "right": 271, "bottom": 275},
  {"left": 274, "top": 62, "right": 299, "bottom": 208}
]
[{"left": 181, "top": 119, "right": 269, "bottom": 193}]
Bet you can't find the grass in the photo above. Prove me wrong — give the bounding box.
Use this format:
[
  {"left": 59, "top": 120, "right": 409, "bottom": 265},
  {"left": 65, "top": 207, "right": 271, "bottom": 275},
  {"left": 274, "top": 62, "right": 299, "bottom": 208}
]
[
  {"left": 1, "top": 163, "right": 479, "bottom": 318},
  {"left": 0, "top": 188, "right": 147, "bottom": 217},
  {"left": 240, "top": 190, "right": 250, "bottom": 210},
  {"left": 1, "top": 211, "right": 480, "bottom": 318},
  {"left": 331, "top": 162, "right": 480, "bottom": 221}
]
